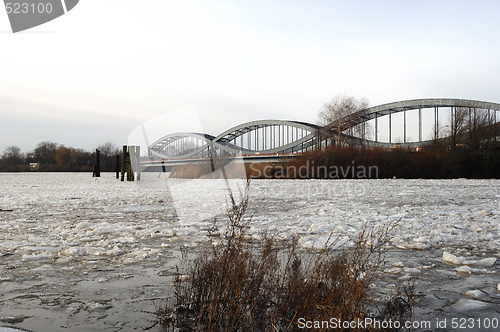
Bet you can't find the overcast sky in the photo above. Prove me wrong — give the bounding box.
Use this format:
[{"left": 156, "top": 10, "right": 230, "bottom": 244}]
[{"left": 1, "top": 0, "right": 500, "bottom": 153}]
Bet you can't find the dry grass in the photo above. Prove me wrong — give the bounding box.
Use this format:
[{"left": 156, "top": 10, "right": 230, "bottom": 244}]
[
  {"left": 169, "top": 161, "right": 249, "bottom": 179},
  {"left": 155, "top": 180, "right": 415, "bottom": 331}
]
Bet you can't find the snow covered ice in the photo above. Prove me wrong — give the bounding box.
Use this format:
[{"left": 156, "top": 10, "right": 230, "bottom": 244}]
[{"left": 0, "top": 173, "right": 499, "bottom": 331}]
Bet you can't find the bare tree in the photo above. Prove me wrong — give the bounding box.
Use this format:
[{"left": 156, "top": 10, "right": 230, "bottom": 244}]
[
  {"left": 98, "top": 142, "right": 120, "bottom": 157},
  {"left": 465, "top": 108, "right": 490, "bottom": 149},
  {"left": 432, "top": 121, "right": 439, "bottom": 141},
  {"left": 33, "top": 141, "right": 60, "bottom": 164},
  {"left": 55, "top": 147, "right": 85, "bottom": 166},
  {"left": 318, "top": 95, "right": 369, "bottom": 147},
  {"left": 447, "top": 107, "right": 492, "bottom": 149},
  {"left": 1, "top": 146, "right": 24, "bottom": 167},
  {"left": 448, "top": 107, "right": 468, "bottom": 147}
]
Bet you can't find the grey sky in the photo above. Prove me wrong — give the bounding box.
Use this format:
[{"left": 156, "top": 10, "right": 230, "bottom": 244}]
[{"left": 1, "top": 0, "right": 500, "bottom": 153}]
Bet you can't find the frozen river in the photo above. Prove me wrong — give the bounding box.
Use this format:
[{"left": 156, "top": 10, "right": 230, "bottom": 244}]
[{"left": 0, "top": 173, "right": 499, "bottom": 331}]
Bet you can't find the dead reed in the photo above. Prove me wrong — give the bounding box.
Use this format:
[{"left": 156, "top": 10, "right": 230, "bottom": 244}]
[{"left": 155, "top": 180, "right": 415, "bottom": 331}]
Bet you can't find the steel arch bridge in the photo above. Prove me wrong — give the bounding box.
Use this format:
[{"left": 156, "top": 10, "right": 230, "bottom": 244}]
[
  {"left": 334, "top": 98, "right": 500, "bottom": 146},
  {"left": 149, "top": 120, "right": 321, "bottom": 160},
  {"left": 148, "top": 98, "right": 500, "bottom": 162}
]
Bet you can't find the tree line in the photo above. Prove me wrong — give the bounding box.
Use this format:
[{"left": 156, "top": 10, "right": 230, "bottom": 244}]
[
  {"left": 0, "top": 142, "right": 121, "bottom": 172},
  {"left": 283, "top": 145, "right": 500, "bottom": 179}
]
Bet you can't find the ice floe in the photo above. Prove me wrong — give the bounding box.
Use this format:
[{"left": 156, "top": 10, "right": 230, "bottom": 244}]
[
  {"left": 463, "top": 289, "right": 488, "bottom": 300},
  {"left": 453, "top": 298, "right": 490, "bottom": 311},
  {"left": 443, "top": 251, "right": 497, "bottom": 268}
]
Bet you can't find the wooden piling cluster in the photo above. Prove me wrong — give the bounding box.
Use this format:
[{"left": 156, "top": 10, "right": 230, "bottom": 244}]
[
  {"left": 92, "top": 146, "right": 140, "bottom": 180},
  {"left": 120, "top": 145, "right": 141, "bottom": 181}
]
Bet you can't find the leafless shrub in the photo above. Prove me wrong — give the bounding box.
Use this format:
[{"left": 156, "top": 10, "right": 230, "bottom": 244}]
[{"left": 156, "top": 180, "right": 415, "bottom": 331}]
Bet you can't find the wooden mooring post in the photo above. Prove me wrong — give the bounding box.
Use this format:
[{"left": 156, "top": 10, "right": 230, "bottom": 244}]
[
  {"left": 120, "top": 145, "right": 140, "bottom": 181},
  {"left": 126, "top": 147, "right": 134, "bottom": 181},
  {"left": 115, "top": 154, "right": 120, "bottom": 179},
  {"left": 134, "top": 146, "right": 141, "bottom": 181},
  {"left": 92, "top": 149, "right": 101, "bottom": 177},
  {"left": 121, "top": 145, "right": 127, "bottom": 181}
]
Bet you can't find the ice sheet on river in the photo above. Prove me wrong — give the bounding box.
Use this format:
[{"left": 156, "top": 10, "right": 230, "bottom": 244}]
[
  {"left": 0, "top": 174, "right": 499, "bottom": 264},
  {"left": 0, "top": 174, "right": 499, "bottom": 331}
]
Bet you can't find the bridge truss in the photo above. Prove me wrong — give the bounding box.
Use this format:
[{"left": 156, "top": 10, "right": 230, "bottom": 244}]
[
  {"left": 149, "top": 120, "right": 321, "bottom": 160},
  {"left": 148, "top": 98, "right": 500, "bottom": 161}
]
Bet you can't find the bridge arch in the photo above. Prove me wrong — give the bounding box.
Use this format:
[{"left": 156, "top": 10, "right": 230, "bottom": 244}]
[
  {"left": 213, "top": 120, "right": 320, "bottom": 155},
  {"left": 147, "top": 98, "right": 500, "bottom": 160},
  {"left": 331, "top": 98, "right": 500, "bottom": 145},
  {"left": 149, "top": 132, "right": 215, "bottom": 159}
]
